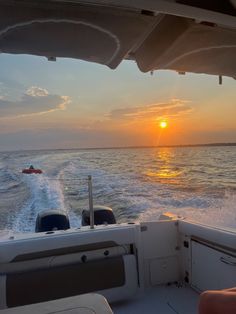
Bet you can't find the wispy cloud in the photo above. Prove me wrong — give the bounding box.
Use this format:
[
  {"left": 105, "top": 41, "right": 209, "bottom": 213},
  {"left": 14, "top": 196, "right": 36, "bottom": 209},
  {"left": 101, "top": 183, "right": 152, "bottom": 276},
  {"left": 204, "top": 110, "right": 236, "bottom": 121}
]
[
  {"left": 107, "top": 99, "right": 192, "bottom": 121},
  {"left": 26, "top": 86, "right": 49, "bottom": 97},
  {"left": 0, "top": 86, "right": 70, "bottom": 119}
]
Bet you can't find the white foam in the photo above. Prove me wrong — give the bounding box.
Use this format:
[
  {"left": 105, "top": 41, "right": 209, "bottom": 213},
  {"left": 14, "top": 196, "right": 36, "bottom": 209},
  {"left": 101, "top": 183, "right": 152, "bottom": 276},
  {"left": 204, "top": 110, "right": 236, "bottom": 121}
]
[
  {"left": 0, "top": 230, "right": 14, "bottom": 241},
  {"left": 6, "top": 148, "right": 236, "bottom": 233},
  {"left": 12, "top": 172, "right": 80, "bottom": 232},
  {"left": 137, "top": 190, "right": 236, "bottom": 229}
]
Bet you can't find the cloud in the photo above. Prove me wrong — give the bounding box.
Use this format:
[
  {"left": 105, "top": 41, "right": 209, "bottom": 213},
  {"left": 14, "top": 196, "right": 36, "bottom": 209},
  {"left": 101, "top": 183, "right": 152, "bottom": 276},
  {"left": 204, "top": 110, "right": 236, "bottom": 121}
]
[
  {"left": 0, "top": 86, "right": 70, "bottom": 119},
  {"left": 107, "top": 99, "right": 192, "bottom": 121},
  {"left": 26, "top": 86, "right": 49, "bottom": 97}
]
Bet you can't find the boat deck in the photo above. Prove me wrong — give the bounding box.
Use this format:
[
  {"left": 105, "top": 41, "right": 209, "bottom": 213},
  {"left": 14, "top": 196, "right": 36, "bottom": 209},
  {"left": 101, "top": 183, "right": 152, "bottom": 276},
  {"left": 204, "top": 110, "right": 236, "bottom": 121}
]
[
  {"left": 0, "top": 284, "right": 202, "bottom": 314},
  {"left": 112, "top": 284, "right": 199, "bottom": 314}
]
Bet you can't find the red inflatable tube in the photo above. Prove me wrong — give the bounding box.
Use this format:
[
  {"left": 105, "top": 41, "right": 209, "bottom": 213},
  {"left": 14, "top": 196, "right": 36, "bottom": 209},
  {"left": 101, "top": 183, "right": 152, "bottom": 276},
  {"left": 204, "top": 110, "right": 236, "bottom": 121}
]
[{"left": 22, "top": 169, "right": 43, "bottom": 174}]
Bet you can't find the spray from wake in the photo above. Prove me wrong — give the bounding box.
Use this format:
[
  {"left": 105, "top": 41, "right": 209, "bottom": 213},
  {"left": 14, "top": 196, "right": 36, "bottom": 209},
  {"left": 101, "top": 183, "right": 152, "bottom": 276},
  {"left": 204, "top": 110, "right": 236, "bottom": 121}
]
[
  {"left": 12, "top": 172, "right": 80, "bottom": 233},
  {"left": 1, "top": 147, "right": 235, "bottom": 233},
  {"left": 137, "top": 190, "right": 236, "bottom": 230}
]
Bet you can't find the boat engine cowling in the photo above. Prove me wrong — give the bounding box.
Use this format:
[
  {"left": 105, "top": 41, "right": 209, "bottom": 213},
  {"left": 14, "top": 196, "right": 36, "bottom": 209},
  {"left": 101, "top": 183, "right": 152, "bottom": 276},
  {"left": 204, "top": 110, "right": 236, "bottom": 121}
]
[
  {"left": 35, "top": 210, "right": 70, "bottom": 232},
  {"left": 82, "top": 205, "right": 116, "bottom": 226}
]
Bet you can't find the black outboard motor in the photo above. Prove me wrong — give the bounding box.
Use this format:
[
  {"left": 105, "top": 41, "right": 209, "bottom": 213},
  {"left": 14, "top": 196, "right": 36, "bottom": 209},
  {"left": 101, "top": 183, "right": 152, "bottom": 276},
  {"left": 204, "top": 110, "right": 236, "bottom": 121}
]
[
  {"left": 82, "top": 205, "right": 116, "bottom": 226},
  {"left": 35, "top": 210, "right": 70, "bottom": 232}
]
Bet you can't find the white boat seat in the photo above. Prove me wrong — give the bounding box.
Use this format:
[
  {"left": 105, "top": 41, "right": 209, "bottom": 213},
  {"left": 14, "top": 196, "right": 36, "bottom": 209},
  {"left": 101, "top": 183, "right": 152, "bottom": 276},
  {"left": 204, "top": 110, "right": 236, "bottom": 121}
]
[
  {"left": 0, "top": 226, "right": 138, "bottom": 308},
  {"left": 0, "top": 293, "right": 113, "bottom": 314},
  {"left": 5, "top": 256, "right": 125, "bottom": 307}
]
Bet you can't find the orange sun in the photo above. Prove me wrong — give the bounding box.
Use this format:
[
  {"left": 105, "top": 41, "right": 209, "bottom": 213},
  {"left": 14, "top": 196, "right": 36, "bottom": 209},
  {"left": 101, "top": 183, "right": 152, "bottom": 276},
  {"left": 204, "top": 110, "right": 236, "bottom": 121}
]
[{"left": 159, "top": 121, "right": 168, "bottom": 129}]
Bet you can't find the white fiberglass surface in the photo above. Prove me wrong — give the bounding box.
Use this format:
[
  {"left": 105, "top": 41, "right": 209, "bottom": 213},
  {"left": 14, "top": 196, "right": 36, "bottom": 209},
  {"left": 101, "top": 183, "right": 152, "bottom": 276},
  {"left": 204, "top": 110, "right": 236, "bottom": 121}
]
[{"left": 112, "top": 285, "right": 199, "bottom": 314}]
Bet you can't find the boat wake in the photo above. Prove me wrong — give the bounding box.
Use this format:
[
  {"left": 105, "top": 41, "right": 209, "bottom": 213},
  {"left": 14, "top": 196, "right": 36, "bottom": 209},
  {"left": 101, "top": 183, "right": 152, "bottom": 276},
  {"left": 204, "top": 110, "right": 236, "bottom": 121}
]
[
  {"left": 12, "top": 171, "right": 80, "bottom": 233},
  {"left": 137, "top": 190, "right": 236, "bottom": 230},
  {"left": 0, "top": 147, "right": 235, "bottom": 233}
]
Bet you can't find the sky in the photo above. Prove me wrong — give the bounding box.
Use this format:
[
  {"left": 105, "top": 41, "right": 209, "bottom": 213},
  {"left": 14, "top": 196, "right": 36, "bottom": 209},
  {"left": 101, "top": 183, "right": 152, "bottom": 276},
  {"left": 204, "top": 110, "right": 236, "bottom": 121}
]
[{"left": 0, "top": 53, "right": 235, "bottom": 151}]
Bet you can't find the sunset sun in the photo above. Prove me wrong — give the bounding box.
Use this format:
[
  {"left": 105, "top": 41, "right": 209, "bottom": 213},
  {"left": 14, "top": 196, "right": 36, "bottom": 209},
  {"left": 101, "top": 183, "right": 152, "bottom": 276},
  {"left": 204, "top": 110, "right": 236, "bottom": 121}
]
[{"left": 159, "top": 121, "right": 168, "bottom": 129}]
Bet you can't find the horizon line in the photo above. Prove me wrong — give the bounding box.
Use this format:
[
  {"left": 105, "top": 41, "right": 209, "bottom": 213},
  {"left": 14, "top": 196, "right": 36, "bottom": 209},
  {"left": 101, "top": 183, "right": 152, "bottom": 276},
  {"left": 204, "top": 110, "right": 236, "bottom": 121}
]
[{"left": 1, "top": 142, "right": 236, "bottom": 154}]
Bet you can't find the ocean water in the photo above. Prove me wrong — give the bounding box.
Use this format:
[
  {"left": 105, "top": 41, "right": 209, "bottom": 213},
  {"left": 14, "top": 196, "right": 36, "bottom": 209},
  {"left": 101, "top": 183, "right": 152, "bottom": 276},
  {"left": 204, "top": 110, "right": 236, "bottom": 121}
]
[{"left": 0, "top": 146, "right": 235, "bottom": 233}]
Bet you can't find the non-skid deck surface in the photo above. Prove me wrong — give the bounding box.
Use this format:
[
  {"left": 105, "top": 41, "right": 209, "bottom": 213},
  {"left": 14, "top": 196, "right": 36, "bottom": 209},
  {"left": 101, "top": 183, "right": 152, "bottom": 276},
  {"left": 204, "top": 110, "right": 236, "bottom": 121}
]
[{"left": 112, "top": 285, "right": 199, "bottom": 314}]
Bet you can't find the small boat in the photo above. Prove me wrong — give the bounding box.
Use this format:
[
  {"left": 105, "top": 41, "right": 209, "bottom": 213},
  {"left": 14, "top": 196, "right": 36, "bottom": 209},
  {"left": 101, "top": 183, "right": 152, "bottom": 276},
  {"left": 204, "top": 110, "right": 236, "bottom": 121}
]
[{"left": 22, "top": 168, "right": 43, "bottom": 174}]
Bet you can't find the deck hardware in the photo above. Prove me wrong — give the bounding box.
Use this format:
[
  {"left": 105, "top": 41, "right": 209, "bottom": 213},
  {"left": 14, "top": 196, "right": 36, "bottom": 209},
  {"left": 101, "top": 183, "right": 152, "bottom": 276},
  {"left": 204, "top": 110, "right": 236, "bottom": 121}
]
[
  {"left": 81, "top": 255, "right": 87, "bottom": 263},
  {"left": 184, "top": 276, "right": 189, "bottom": 283},
  {"left": 183, "top": 241, "right": 189, "bottom": 248},
  {"left": 220, "top": 256, "right": 236, "bottom": 266},
  {"left": 88, "top": 175, "right": 94, "bottom": 229},
  {"left": 47, "top": 56, "right": 56, "bottom": 61},
  {"left": 175, "top": 282, "right": 183, "bottom": 288},
  {"left": 184, "top": 271, "right": 189, "bottom": 283},
  {"left": 140, "top": 225, "right": 147, "bottom": 232},
  {"left": 104, "top": 250, "right": 109, "bottom": 256},
  {"left": 130, "top": 244, "right": 134, "bottom": 254},
  {"left": 219, "top": 75, "right": 223, "bottom": 85}
]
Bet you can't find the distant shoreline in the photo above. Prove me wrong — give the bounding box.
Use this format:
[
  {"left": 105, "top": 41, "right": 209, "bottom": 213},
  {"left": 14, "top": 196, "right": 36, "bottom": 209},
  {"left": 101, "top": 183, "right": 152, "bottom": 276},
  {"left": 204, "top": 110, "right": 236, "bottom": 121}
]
[
  {"left": 0, "top": 143, "right": 236, "bottom": 154},
  {"left": 158, "top": 142, "right": 236, "bottom": 148}
]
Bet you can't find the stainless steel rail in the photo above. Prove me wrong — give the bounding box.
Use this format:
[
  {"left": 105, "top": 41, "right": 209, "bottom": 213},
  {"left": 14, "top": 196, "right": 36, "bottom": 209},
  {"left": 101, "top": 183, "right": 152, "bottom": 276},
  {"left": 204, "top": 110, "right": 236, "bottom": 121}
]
[{"left": 88, "top": 175, "right": 94, "bottom": 229}]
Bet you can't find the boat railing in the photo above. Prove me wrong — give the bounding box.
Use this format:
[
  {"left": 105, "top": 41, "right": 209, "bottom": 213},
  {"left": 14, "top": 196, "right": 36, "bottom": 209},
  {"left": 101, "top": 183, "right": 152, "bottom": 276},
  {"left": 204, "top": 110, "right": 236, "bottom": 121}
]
[{"left": 88, "top": 175, "right": 94, "bottom": 230}]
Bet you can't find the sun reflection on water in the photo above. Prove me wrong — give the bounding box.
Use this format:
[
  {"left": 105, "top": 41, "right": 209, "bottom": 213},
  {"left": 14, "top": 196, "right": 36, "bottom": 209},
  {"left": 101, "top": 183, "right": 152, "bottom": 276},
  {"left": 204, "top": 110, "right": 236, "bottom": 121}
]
[{"left": 144, "top": 148, "right": 183, "bottom": 184}]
